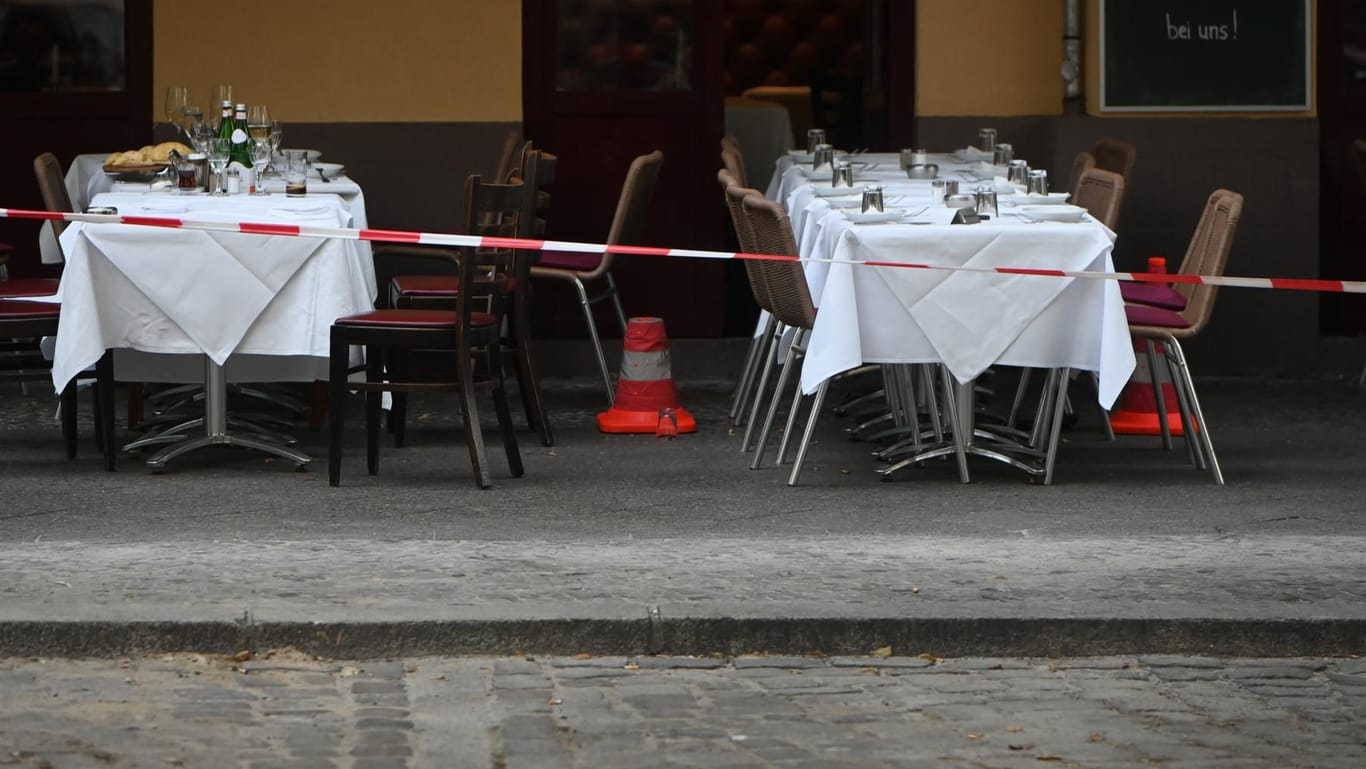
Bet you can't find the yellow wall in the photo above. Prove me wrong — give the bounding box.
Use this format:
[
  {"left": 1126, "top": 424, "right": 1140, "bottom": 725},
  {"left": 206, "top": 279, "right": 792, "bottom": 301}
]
[
  {"left": 915, "top": 0, "right": 1064, "bottom": 117},
  {"left": 152, "top": 0, "right": 522, "bottom": 123}
]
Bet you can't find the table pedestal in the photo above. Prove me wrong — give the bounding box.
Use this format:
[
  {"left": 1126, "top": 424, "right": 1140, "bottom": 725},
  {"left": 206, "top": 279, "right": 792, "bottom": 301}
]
[{"left": 129, "top": 357, "right": 311, "bottom": 471}]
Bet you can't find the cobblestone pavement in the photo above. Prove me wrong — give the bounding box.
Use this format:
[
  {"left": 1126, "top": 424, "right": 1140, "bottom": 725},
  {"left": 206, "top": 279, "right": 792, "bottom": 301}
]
[{"left": 2, "top": 652, "right": 1364, "bottom": 769}]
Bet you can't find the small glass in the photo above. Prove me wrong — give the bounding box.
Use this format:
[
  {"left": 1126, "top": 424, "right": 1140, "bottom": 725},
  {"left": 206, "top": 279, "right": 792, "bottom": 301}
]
[
  {"left": 978, "top": 128, "right": 997, "bottom": 153},
  {"left": 807, "top": 128, "right": 827, "bottom": 153},
  {"left": 974, "top": 186, "right": 998, "bottom": 218},
  {"left": 1028, "top": 170, "right": 1049, "bottom": 195},
  {"left": 283, "top": 150, "right": 309, "bottom": 197},
  {"left": 832, "top": 162, "right": 850, "bottom": 186},
  {"left": 812, "top": 143, "right": 833, "bottom": 169},
  {"left": 656, "top": 407, "right": 678, "bottom": 439},
  {"left": 861, "top": 185, "right": 884, "bottom": 213},
  {"left": 1008, "top": 160, "right": 1030, "bottom": 187},
  {"left": 993, "top": 142, "right": 1014, "bottom": 166},
  {"left": 209, "top": 83, "right": 233, "bottom": 124},
  {"left": 208, "top": 138, "right": 230, "bottom": 196},
  {"left": 174, "top": 157, "right": 199, "bottom": 191}
]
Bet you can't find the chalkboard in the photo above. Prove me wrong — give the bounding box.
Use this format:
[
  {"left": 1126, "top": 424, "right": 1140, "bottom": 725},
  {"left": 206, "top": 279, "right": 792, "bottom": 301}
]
[{"left": 1100, "top": 0, "right": 1309, "bottom": 112}]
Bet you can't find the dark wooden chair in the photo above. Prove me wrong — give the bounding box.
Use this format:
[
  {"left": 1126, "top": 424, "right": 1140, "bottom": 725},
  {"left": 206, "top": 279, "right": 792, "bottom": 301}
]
[
  {"left": 0, "top": 300, "right": 115, "bottom": 469},
  {"left": 385, "top": 145, "right": 555, "bottom": 446},
  {"left": 328, "top": 175, "right": 530, "bottom": 489}
]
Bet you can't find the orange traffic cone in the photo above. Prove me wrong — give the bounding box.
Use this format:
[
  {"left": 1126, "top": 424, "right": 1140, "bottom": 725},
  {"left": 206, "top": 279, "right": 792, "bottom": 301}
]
[
  {"left": 1109, "top": 340, "right": 1189, "bottom": 436},
  {"left": 597, "top": 317, "right": 697, "bottom": 435}
]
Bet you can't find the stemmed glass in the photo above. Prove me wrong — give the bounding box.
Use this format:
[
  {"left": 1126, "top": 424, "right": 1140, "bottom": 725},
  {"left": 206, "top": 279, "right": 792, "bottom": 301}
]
[
  {"left": 209, "top": 83, "right": 233, "bottom": 127},
  {"left": 267, "top": 120, "right": 284, "bottom": 175},
  {"left": 164, "top": 86, "right": 188, "bottom": 134},
  {"left": 249, "top": 139, "right": 272, "bottom": 195},
  {"left": 208, "top": 138, "right": 231, "bottom": 196}
]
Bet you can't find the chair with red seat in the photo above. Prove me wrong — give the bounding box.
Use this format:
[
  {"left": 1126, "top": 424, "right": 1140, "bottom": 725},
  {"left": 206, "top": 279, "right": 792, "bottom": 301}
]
[
  {"left": 328, "top": 175, "right": 530, "bottom": 489},
  {"left": 1125, "top": 189, "right": 1243, "bottom": 484},
  {"left": 530, "top": 150, "right": 664, "bottom": 404},
  {"left": 386, "top": 145, "right": 554, "bottom": 446}
]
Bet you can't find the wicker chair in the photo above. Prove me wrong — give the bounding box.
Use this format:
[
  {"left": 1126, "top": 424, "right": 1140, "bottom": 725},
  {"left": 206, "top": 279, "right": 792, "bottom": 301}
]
[
  {"left": 1071, "top": 167, "right": 1126, "bottom": 230},
  {"left": 1093, "top": 138, "right": 1137, "bottom": 182},
  {"left": 1125, "top": 189, "right": 1243, "bottom": 484},
  {"left": 1067, "top": 150, "right": 1096, "bottom": 196},
  {"left": 739, "top": 192, "right": 826, "bottom": 485},
  {"left": 718, "top": 169, "right": 775, "bottom": 435}
]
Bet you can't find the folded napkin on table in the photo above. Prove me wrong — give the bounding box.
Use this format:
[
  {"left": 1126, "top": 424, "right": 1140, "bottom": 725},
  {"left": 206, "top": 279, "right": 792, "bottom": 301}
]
[{"left": 956, "top": 146, "right": 994, "bottom": 162}]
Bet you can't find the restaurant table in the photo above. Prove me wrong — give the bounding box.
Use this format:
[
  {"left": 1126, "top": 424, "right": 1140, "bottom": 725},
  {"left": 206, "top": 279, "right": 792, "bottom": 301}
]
[
  {"left": 52, "top": 184, "right": 376, "bottom": 469},
  {"left": 768, "top": 151, "right": 1136, "bottom": 480}
]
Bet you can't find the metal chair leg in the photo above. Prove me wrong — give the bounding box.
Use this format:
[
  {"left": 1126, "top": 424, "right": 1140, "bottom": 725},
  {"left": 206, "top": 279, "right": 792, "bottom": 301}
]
[
  {"left": 1007, "top": 368, "right": 1032, "bottom": 429},
  {"left": 1167, "top": 339, "right": 1224, "bottom": 484},
  {"left": 741, "top": 324, "right": 782, "bottom": 452},
  {"left": 787, "top": 380, "right": 829, "bottom": 486},
  {"left": 1145, "top": 339, "right": 1173, "bottom": 451},
  {"left": 571, "top": 277, "right": 615, "bottom": 404},
  {"left": 751, "top": 335, "right": 800, "bottom": 470},
  {"left": 604, "top": 272, "right": 629, "bottom": 333}
]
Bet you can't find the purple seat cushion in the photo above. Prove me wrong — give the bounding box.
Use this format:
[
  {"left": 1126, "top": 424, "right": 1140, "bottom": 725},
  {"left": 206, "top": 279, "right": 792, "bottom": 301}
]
[
  {"left": 536, "top": 251, "right": 603, "bottom": 271},
  {"left": 1126, "top": 303, "right": 1190, "bottom": 329},
  {"left": 1121, "top": 282, "right": 1187, "bottom": 311}
]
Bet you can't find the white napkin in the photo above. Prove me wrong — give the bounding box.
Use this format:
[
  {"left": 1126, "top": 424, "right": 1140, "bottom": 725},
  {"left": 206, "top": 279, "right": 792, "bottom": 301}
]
[{"left": 957, "top": 146, "right": 994, "bottom": 162}]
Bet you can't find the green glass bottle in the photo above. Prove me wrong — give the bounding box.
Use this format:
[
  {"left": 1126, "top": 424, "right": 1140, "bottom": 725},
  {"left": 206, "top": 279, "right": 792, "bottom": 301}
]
[{"left": 229, "top": 103, "right": 252, "bottom": 168}]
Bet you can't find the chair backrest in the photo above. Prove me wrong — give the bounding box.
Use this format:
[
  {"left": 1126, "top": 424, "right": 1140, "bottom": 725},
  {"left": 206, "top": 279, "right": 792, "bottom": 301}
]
[
  {"left": 459, "top": 174, "right": 531, "bottom": 326},
  {"left": 1068, "top": 150, "right": 1096, "bottom": 194},
  {"left": 1092, "top": 138, "right": 1136, "bottom": 181},
  {"left": 741, "top": 192, "right": 816, "bottom": 330},
  {"left": 718, "top": 169, "right": 768, "bottom": 311},
  {"left": 1177, "top": 189, "right": 1243, "bottom": 335},
  {"left": 33, "top": 152, "right": 73, "bottom": 240},
  {"left": 597, "top": 150, "right": 663, "bottom": 274},
  {"left": 518, "top": 143, "right": 556, "bottom": 238},
  {"left": 1072, "top": 167, "right": 1126, "bottom": 230},
  {"left": 494, "top": 129, "right": 524, "bottom": 183},
  {"left": 720, "top": 145, "right": 748, "bottom": 189},
  {"left": 720, "top": 134, "right": 741, "bottom": 153}
]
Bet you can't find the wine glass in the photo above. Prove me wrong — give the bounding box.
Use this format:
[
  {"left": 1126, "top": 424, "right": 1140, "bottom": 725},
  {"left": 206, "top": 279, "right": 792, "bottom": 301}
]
[
  {"left": 180, "top": 103, "right": 204, "bottom": 142},
  {"left": 208, "top": 138, "right": 230, "bottom": 196},
  {"left": 190, "top": 121, "right": 215, "bottom": 156},
  {"left": 164, "top": 86, "right": 188, "bottom": 133},
  {"left": 209, "top": 83, "right": 233, "bottom": 127},
  {"left": 249, "top": 139, "right": 272, "bottom": 195}
]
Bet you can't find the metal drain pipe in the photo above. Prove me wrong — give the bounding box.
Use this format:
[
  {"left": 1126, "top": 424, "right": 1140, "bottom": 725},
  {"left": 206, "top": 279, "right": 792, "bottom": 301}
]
[{"left": 1063, "top": 0, "right": 1084, "bottom": 113}]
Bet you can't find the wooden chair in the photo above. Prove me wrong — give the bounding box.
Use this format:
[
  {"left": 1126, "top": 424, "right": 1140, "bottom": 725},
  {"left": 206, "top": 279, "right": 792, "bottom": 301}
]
[
  {"left": 1125, "top": 190, "right": 1243, "bottom": 484},
  {"left": 386, "top": 145, "right": 554, "bottom": 446},
  {"left": 530, "top": 150, "right": 664, "bottom": 404},
  {"left": 328, "top": 175, "right": 530, "bottom": 489}
]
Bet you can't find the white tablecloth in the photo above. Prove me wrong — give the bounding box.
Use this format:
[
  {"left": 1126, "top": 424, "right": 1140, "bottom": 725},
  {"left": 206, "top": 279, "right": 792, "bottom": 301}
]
[
  {"left": 52, "top": 189, "right": 376, "bottom": 392},
  {"left": 771, "top": 152, "right": 1136, "bottom": 407},
  {"left": 40, "top": 153, "right": 369, "bottom": 264}
]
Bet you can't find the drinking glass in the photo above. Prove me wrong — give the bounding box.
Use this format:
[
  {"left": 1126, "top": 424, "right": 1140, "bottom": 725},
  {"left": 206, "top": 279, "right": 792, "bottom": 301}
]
[
  {"left": 283, "top": 150, "right": 308, "bottom": 197},
  {"left": 267, "top": 120, "right": 284, "bottom": 174},
  {"left": 190, "top": 121, "right": 215, "bottom": 156},
  {"left": 208, "top": 84, "right": 233, "bottom": 129},
  {"left": 180, "top": 104, "right": 204, "bottom": 141},
  {"left": 208, "top": 138, "right": 231, "bottom": 196},
  {"left": 164, "top": 86, "right": 188, "bottom": 131},
  {"left": 249, "top": 139, "right": 272, "bottom": 195}
]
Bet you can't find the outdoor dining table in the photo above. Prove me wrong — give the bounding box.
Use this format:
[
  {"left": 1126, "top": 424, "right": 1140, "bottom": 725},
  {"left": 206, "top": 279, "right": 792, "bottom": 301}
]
[
  {"left": 50, "top": 178, "right": 376, "bottom": 470},
  {"left": 767, "top": 151, "right": 1137, "bottom": 480}
]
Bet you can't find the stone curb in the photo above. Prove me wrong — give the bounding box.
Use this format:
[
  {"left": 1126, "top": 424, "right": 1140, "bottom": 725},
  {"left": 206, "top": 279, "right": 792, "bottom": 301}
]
[{"left": 2, "top": 617, "right": 1362, "bottom": 659}]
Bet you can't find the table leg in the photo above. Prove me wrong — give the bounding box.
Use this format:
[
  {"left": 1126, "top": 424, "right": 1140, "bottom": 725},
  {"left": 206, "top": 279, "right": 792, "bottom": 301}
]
[{"left": 144, "top": 356, "right": 311, "bottom": 471}]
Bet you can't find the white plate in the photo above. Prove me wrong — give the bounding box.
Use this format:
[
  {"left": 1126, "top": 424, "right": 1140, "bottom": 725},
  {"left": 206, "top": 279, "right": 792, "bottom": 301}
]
[
  {"left": 1017, "top": 204, "right": 1088, "bottom": 223},
  {"left": 844, "top": 207, "right": 905, "bottom": 224},
  {"left": 1002, "top": 192, "right": 1071, "bottom": 206},
  {"left": 311, "top": 162, "right": 345, "bottom": 180},
  {"left": 810, "top": 185, "right": 863, "bottom": 198}
]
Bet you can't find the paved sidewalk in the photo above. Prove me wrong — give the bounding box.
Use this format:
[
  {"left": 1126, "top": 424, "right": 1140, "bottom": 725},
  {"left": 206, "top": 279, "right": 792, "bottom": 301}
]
[
  {"left": 3, "top": 375, "right": 1366, "bottom": 658},
  {"left": 3, "top": 652, "right": 1364, "bottom": 769}
]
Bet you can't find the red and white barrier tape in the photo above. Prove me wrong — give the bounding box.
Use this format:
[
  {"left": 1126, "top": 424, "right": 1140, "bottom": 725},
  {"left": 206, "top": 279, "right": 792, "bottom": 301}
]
[{"left": 1, "top": 206, "right": 1354, "bottom": 294}]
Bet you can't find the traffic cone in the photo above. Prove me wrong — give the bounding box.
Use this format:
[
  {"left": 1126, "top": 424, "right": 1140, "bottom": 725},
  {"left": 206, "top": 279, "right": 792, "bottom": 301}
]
[
  {"left": 597, "top": 317, "right": 697, "bottom": 434},
  {"left": 1109, "top": 340, "right": 1190, "bottom": 436}
]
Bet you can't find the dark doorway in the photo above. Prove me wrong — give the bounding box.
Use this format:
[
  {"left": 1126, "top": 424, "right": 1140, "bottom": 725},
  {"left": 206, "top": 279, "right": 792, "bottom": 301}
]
[
  {"left": 1319, "top": 0, "right": 1366, "bottom": 335},
  {"left": 0, "top": 0, "right": 152, "bottom": 279}
]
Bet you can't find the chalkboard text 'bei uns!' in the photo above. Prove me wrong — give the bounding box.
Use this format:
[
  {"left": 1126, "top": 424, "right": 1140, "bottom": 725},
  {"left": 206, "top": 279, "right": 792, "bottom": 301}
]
[{"left": 1166, "top": 10, "right": 1239, "bottom": 42}]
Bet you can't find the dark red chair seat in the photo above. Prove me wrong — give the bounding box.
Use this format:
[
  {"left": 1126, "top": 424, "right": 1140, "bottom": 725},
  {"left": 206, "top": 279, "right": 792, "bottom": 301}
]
[
  {"left": 0, "top": 299, "right": 60, "bottom": 319},
  {"left": 334, "top": 309, "right": 496, "bottom": 329},
  {"left": 1121, "top": 282, "right": 1187, "bottom": 311},
  {"left": 1126, "top": 303, "right": 1190, "bottom": 329},
  {"left": 391, "top": 274, "right": 516, "bottom": 297},
  {"left": 536, "top": 250, "right": 602, "bottom": 272}
]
